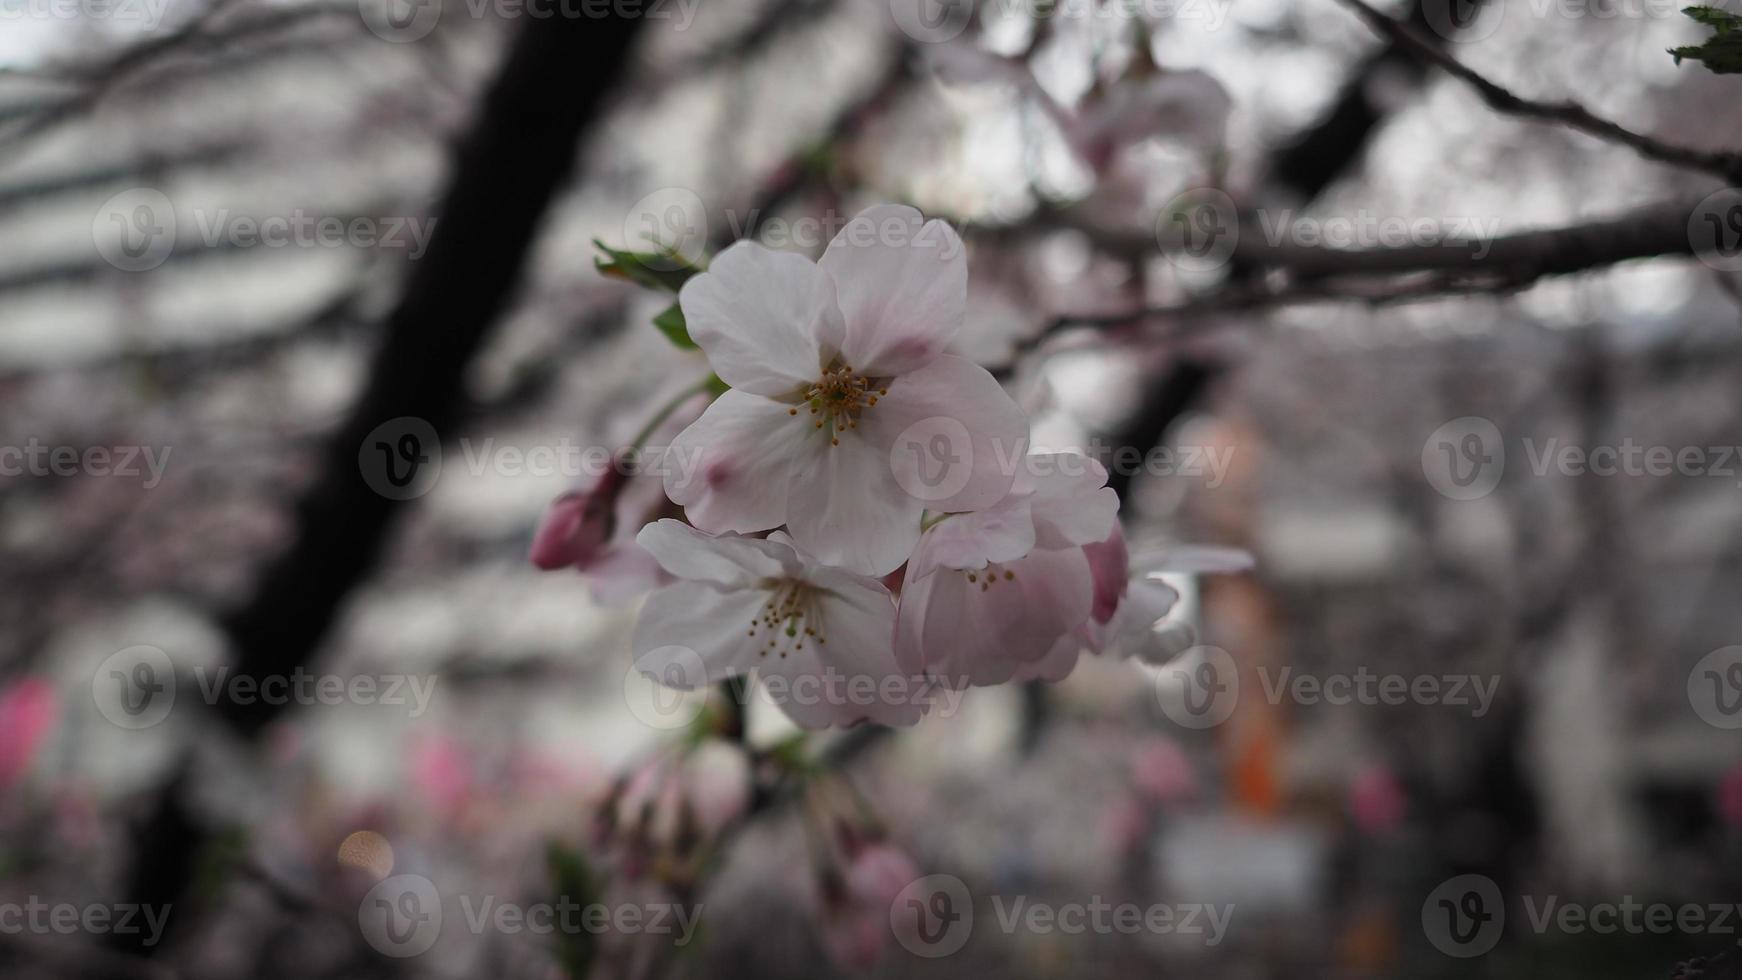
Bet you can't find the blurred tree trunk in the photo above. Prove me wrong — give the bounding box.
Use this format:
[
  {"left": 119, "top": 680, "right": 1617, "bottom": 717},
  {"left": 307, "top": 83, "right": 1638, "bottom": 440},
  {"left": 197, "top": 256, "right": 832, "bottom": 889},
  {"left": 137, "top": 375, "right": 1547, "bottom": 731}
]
[{"left": 110, "top": 11, "right": 645, "bottom": 959}]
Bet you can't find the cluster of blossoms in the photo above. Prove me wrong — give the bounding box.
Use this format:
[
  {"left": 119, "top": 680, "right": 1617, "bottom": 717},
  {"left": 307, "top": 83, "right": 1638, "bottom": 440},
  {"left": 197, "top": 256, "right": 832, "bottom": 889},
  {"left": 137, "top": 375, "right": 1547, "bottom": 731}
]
[{"left": 535, "top": 204, "right": 1241, "bottom": 728}]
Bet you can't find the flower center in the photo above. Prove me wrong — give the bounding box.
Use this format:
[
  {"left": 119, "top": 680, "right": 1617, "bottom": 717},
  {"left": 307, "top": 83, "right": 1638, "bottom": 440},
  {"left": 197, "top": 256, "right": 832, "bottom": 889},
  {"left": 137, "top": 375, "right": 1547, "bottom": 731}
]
[
  {"left": 965, "top": 565, "right": 1018, "bottom": 593},
  {"left": 747, "top": 578, "right": 827, "bottom": 658},
  {"left": 786, "top": 364, "right": 889, "bottom": 447}
]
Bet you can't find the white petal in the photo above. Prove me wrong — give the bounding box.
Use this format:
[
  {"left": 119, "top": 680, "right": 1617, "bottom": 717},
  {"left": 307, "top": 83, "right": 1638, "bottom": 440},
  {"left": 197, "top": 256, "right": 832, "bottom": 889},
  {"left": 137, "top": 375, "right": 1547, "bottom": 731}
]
[
  {"left": 678, "top": 241, "right": 840, "bottom": 395},
  {"left": 863, "top": 353, "right": 1029, "bottom": 515},
  {"left": 1021, "top": 452, "right": 1118, "bottom": 549},
  {"left": 664, "top": 389, "right": 810, "bottom": 535},
  {"left": 635, "top": 519, "right": 794, "bottom": 589},
  {"left": 1090, "top": 575, "right": 1181, "bottom": 655},
  {"left": 785, "top": 432, "right": 924, "bottom": 577},
  {"left": 819, "top": 204, "right": 965, "bottom": 377},
  {"left": 632, "top": 581, "right": 773, "bottom": 686},
  {"left": 764, "top": 572, "right": 924, "bottom": 729},
  {"left": 907, "top": 500, "right": 1035, "bottom": 577}
]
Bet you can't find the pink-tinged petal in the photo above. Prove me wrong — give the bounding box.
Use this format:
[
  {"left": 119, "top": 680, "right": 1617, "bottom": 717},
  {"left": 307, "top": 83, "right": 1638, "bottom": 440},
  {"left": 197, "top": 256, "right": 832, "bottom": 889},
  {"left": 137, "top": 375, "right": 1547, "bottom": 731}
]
[
  {"left": 1021, "top": 453, "right": 1118, "bottom": 549},
  {"left": 1083, "top": 523, "right": 1130, "bottom": 624},
  {"left": 785, "top": 433, "right": 924, "bottom": 578},
  {"left": 863, "top": 354, "right": 1028, "bottom": 515},
  {"left": 819, "top": 205, "right": 965, "bottom": 377},
  {"left": 635, "top": 519, "right": 794, "bottom": 590},
  {"left": 1014, "top": 635, "right": 1081, "bottom": 683},
  {"left": 900, "top": 545, "right": 1092, "bottom": 686},
  {"left": 678, "top": 241, "right": 840, "bottom": 395},
  {"left": 632, "top": 581, "right": 773, "bottom": 687},
  {"left": 908, "top": 498, "right": 1035, "bottom": 577},
  {"left": 1089, "top": 574, "right": 1182, "bottom": 655},
  {"left": 664, "top": 390, "right": 810, "bottom": 535}
]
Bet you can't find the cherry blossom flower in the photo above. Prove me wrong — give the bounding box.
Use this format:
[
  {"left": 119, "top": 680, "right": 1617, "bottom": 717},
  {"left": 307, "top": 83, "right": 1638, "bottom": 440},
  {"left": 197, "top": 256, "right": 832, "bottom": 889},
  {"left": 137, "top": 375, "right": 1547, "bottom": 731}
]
[
  {"left": 631, "top": 520, "right": 925, "bottom": 729},
  {"left": 895, "top": 452, "right": 1117, "bottom": 686},
  {"left": 817, "top": 842, "right": 919, "bottom": 972},
  {"left": 664, "top": 204, "right": 1028, "bottom": 576}
]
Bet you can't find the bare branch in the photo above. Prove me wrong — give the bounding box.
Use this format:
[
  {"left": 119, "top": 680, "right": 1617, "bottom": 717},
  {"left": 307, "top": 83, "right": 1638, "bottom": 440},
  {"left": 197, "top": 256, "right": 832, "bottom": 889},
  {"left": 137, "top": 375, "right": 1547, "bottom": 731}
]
[{"left": 1333, "top": 0, "right": 1742, "bottom": 184}]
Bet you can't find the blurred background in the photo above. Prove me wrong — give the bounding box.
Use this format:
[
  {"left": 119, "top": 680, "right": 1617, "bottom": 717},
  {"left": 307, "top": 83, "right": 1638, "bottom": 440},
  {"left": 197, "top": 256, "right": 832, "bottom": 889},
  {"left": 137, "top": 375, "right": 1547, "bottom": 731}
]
[{"left": 5, "top": 0, "right": 1742, "bottom": 977}]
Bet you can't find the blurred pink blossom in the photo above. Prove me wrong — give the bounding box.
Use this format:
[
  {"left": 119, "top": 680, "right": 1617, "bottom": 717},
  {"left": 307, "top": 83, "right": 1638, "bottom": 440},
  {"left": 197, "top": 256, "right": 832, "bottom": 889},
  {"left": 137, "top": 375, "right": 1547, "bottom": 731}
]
[
  {"left": 818, "top": 842, "right": 918, "bottom": 972},
  {"left": 1349, "top": 765, "right": 1408, "bottom": 835},
  {"left": 1130, "top": 736, "right": 1198, "bottom": 804},
  {"left": 1717, "top": 762, "right": 1742, "bottom": 828},
  {"left": 0, "top": 677, "right": 56, "bottom": 790}
]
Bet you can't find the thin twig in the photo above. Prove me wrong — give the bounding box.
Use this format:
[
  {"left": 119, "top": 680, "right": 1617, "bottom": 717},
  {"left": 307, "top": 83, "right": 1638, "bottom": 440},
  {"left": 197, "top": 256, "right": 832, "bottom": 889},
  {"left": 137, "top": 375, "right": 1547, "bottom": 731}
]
[{"left": 1333, "top": 0, "right": 1742, "bottom": 184}]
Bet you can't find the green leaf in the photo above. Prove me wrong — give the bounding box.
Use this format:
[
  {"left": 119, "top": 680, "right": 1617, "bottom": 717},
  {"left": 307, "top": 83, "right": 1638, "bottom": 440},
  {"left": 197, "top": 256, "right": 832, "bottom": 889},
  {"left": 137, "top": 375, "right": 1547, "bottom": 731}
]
[
  {"left": 704, "top": 373, "right": 730, "bottom": 396},
  {"left": 1670, "top": 6, "right": 1742, "bottom": 74},
  {"left": 593, "top": 240, "right": 705, "bottom": 293},
  {"left": 652, "top": 302, "right": 696, "bottom": 349},
  {"left": 545, "top": 841, "right": 601, "bottom": 980}
]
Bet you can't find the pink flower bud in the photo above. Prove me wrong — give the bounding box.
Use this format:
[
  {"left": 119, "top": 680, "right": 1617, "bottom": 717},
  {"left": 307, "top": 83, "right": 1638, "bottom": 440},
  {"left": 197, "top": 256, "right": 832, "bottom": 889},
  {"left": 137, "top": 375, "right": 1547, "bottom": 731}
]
[{"left": 529, "top": 468, "right": 628, "bottom": 571}]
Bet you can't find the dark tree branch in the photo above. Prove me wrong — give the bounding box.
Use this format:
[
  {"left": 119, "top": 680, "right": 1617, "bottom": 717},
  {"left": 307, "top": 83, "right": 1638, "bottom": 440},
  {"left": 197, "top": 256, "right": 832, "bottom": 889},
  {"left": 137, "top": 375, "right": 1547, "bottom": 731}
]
[
  {"left": 108, "top": 10, "right": 646, "bottom": 961},
  {"left": 1335, "top": 0, "right": 1742, "bottom": 184}
]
